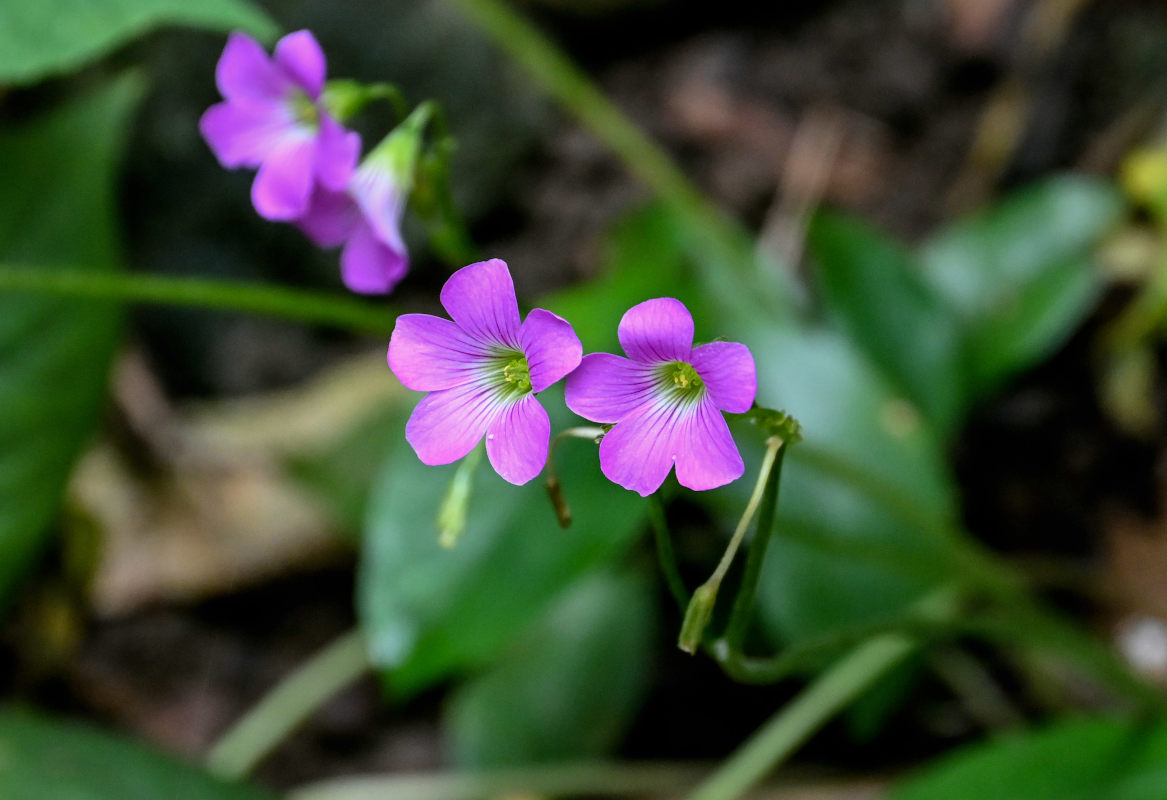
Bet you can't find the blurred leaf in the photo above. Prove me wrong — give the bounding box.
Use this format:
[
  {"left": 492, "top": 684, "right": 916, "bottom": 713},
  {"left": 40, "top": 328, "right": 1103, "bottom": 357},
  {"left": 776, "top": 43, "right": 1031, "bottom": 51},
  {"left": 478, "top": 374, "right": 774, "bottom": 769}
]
[
  {"left": 808, "top": 212, "right": 966, "bottom": 433},
  {"left": 540, "top": 203, "right": 705, "bottom": 354},
  {"left": 358, "top": 400, "right": 647, "bottom": 697},
  {"left": 920, "top": 175, "right": 1122, "bottom": 397},
  {"left": 0, "top": 709, "right": 274, "bottom": 800},
  {"left": 0, "top": 0, "right": 276, "bottom": 85},
  {"left": 445, "top": 569, "right": 655, "bottom": 766},
  {"left": 0, "top": 76, "right": 143, "bottom": 605},
  {"left": 743, "top": 327, "right": 958, "bottom": 643},
  {"left": 888, "top": 718, "right": 1167, "bottom": 800}
]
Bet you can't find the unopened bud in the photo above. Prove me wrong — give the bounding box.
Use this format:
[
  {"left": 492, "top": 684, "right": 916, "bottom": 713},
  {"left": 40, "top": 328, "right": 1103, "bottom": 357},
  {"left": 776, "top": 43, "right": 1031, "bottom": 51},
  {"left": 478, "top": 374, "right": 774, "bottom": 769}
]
[
  {"left": 437, "top": 447, "right": 481, "bottom": 548},
  {"left": 678, "top": 583, "right": 719, "bottom": 654}
]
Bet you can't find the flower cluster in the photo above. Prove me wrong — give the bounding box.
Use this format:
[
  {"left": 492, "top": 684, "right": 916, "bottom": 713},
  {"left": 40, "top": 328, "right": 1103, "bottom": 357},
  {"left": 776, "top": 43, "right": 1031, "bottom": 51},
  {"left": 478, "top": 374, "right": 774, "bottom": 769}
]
[
  {"left": 388, "top": 261, "right": 757, "bottom": 495},
  {"left": 201, "top": 31, "right": 414, "bottom": 294}
]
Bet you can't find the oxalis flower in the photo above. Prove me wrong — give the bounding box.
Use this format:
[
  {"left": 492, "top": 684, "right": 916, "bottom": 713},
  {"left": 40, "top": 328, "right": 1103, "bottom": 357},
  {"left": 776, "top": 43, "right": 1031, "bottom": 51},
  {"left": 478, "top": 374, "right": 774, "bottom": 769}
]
[
  {"left": 199, "top": 30, "right": 360, "bottom": 221},
  {"left": 297, "top": 115, "right": 421, "bottom": 294},
  {"left": 388, "top": 259, "right": 582, "bottom": 485},
  {"left": 565, "top": 298, "right": 756, "bottom": 497}
]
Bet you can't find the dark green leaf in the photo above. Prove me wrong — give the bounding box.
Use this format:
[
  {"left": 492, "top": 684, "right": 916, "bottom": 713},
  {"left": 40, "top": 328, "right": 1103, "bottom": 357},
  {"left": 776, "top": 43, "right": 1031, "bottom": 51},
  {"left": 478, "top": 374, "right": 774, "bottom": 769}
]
[
  {"left": 0, "top": 76, "right": 143, "bottom": 604},
  {"left": 808, "top": 212, "right": 965, "bottom": 432},
  {"left": 358, "top": 399, "right": 647, "bottom": 697},
  {"left": 920, "top": 175, "right": 1122, "bottom": 397},
  {"left": 889, "top": 718, "right": 1167, "bottom": 800},
  {"left": 0, "top": 0, "right": 276, "bottom": 85},
  {"left": 445, "top": 569, "right": 656, "bottom": 766},
  {"left": 0, "top": 708, "right": 275, "bottom": 800}
]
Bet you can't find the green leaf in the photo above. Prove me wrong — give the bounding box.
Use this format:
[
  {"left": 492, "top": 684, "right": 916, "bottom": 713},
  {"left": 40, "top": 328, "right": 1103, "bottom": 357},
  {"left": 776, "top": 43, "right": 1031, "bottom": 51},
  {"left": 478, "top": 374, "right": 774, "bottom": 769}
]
[
  {"left": 445, "top": 569, "right": 656, "bottom": 766},
  {"left": 888, "top": 718, "right": 1167, "bottom": 800},
  {"left": 0, "top": 0, "right": 277, "bottom": 85},
  {"left": 920, "top": 175, "right": 1122, "bottom": 397},
  {"left": 0, "top": 708, "right": 275, "bottom": 800},
  {"left": 358, "top": 400, "right": 647, "bottom": 697},
  {"left": 0, "top": 76, "right": 143, "bottom": 605},
  {"left": 808, "top": 212, "right": 965, "bottom": 433},
  {"left": 743, "top": 326, "right": 958, "bottom": 643}
]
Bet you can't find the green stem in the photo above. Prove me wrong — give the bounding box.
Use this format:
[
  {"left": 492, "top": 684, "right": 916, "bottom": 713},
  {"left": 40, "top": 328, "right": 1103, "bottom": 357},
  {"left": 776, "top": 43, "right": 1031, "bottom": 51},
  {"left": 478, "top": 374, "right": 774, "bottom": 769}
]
[
  {"left": 649, "top": 495, "right": 689, "bottom": 613},
  {"left": 723, "top": 441, "right": 788, "bottom": 650},
  {"left": 687, "top": 586, "right": 962, "bottom": 800},
  {"left": 207, "top": 629, "right": 371, "bottom": 780},
  {"left": 443, "top": 0, "right": 703, "bottom": 215},
  {"left": 0, "top": 266, "right": 399, "bottom": 335},
  {"left": 290, "top": 762, "right": 708, "bottom": 800}
]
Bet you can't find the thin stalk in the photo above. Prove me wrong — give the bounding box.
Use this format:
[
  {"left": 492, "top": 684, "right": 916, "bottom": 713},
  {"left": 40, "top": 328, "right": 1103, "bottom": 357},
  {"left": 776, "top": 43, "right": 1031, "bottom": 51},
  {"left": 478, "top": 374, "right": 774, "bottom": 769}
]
[
  {"left": 722, "top": 441, "right": 788, "bottom": 650},
  {"left": 289, "top": 762, "right": 709, "bottom": 800},
  {"left": 679, "top": 438, "right": 781, "bottom": 652},
  {"left": 207, "top": 629, "right": 371, "bottom": 780},
  {"left": 0, "top": 266, "right": 399, "bottom": 335},
  {"left": 705, "top": 439, "right": 782, "bottom": 592},
  {"left": 687, "top": 586, "right": 962, "bottom": 800},
  {"left": 649, "top": 495, "right": 689, "bottom": 613}
]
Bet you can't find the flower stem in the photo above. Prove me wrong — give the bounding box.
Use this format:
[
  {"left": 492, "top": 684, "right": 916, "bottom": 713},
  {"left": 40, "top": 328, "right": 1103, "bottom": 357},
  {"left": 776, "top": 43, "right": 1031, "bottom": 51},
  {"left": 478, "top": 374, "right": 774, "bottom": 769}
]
[
  {"left": 289, "top": 762, "right": 709, "bottom": 800},
  {"left": 543, "top": 426, "right": 606, "bottom": 528},
  {"left": 207, "top": 629, "right": 371, "bottom": 780},
  {"left": 678, "top": 438, "right": 782, "bottom": 653},
  {"left": 0, "top": 265, "right": 399, "bottom": 335},
  {"left": 722, "top": 440, "right": 788, "bottom": 650},
  {"left": 686, "top": 586, "right": 963, "bottom": 800}
]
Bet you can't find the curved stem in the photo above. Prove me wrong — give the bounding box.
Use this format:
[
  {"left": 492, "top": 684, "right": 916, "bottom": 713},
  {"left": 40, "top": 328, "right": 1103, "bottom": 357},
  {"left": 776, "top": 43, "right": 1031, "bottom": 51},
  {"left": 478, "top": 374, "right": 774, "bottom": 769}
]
[
  {"left": 207, "top": 629, "right": 371, "bottom": 780},
  {"left": 687, "top": 586, "right": 963, "bottom": 800},
  {"left": 0, "top": 266, "right": 399, "bottom": 335},
  {"left": 722, "top": 441, "right": 788, "bottom": 650},
  {"left": 290, "top": 762, "right": 708, "bottom": 800}
]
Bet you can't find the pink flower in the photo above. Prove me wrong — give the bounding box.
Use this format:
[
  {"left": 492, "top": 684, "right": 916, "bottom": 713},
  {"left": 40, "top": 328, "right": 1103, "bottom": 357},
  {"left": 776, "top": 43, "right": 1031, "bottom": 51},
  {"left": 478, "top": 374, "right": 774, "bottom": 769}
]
[
  {"left": 565, "top": 298, "right": 756, "bottom": 496},
  {"left": 296, "top": 127, "right": 415, "bottom": 295},
  {"left": 388, "top": 259, "right": 582, "bottom": 485},
  {"left": 199, "top": 30, "right": 360, "bottom": 221}
]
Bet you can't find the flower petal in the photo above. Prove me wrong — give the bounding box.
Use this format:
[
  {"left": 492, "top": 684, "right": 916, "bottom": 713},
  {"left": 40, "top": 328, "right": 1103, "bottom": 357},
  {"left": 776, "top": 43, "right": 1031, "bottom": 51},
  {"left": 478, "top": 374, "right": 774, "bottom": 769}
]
[
  {"left": 689, "top": 341, "right": 757, "bottom": 413},
  {"left": 565, "top": 352, "right": 656, "bottom": 424},
  {"left": 388, "top": 314, "right": 489, "bottom": 392},
  {"left": 485, "top": 396, "right": 550, "bottom": 485},
  {"left": 405, "top": 382, "right": 505, "bottom": 466},
  {"left": 274, "top": 30, "right": 326, "bottom": 97},
  {"left": 439, "top": 259, "right": 522, "bottom": 348},
  {"left": 297, "top": 188, "right": 358, "bottom": 248},
  {"left": 340, "top": 221, "right": 409, "bottom": 294},
  {"left": 199, "top": 101, "right": 289, "bottom": 168},
  {"left": 313, "top": 113, "right": 361, "bottom": 191},
  {"left": 674, "top": 400, "right": 745, "bottom": 491},
  {"left": 521, "top": 309, "right": 581, "bottom": 392},
  {"left": 251, "top": 133, "right": 315, "bottom": 220},
  {"left": 597, "top": 399, "right": 688, "bottom": 497},
  {"left": 618, "top": 297, "right": 694, "bottom": 363},
  {"left": 350, "top": 162, "right": 407, "bottom": 253},
  {"left": 216, "top": 32, "right": 287, "bottom": 103}
]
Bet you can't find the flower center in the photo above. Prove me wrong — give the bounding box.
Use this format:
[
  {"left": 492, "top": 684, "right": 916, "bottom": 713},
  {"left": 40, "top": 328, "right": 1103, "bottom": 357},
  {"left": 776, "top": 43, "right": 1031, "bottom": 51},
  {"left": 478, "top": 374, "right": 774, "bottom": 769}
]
[
  {"left": 289, "top": 90, "right": 320, "bottom": 128},
  {"left": 502, "top": 357, "right": 531, "bottom": 393},
  {"left": 488, "top": 351, "right": 532, "bottom": 399},
  {"left": 659, "top": 361, "right": 705, "bottom": 402}
]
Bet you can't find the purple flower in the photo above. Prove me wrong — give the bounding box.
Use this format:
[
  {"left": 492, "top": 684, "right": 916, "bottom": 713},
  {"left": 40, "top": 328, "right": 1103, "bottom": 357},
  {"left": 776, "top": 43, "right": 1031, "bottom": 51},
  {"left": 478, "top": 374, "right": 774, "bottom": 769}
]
[
  {"left": 297, "top": 129, "right": 414, "bottom": 295},
  {"left": 565, "top": 298, "right": 756, "bottom": 497},
  {"left": 199, "top": 30, "right": 360, "bottom": 221},
  {"left": 387, "top": 259, "right": 582, "bottom": 485}
]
